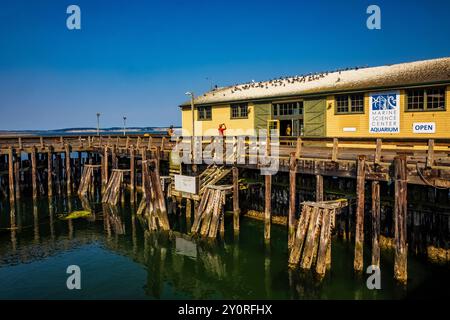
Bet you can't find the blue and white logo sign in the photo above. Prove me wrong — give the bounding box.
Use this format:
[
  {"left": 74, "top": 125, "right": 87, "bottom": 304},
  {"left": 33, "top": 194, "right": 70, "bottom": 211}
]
[{"left": 369, "top": 91, "right": 400, "bottom": 133}]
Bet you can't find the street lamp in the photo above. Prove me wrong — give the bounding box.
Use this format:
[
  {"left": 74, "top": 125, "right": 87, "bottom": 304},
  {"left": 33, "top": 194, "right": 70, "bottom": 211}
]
[
  {"left": 96, "top": 113, "right": 101, "bottom": 136},
  {"left": 185, "top": 92, "right": 195, "bottom": 164},
  {"left": 123, "top": 116, "right": 127, "bottom": 136}
]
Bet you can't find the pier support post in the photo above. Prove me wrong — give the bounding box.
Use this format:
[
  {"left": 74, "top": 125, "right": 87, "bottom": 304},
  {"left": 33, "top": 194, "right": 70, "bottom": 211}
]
[
  {"left": 130, "top": 147, "right": 135, "bottom": 202},
  {"left": 65, "top": 144, "right": 72, "bottom": 196},
  {"left": 394, "top": 156, "right": 408, "bottom": 283},
  {"left": 112, "top": 145, "right": 118, "bottom": 169},
  {"left": 186, "top": 198, "right": 192, "bottom": 220},
  {"left": 371, "top": 181, "right": 380, "bottom": 267},
  {"left": 8, "top": 147, "right": 15, "bottom": 204},
  {"left": 47, "top": 149, "right": 53, "bottom": 198},
  {"left": 289, "top": 153, "right": 297, "bottom": 246},
  {"left": 31, "top": 147, "right": 38, "bottom": 200},
  {"left": 232, "top": 166, "right": 240, "bottom": 232},
  {"left": 316, "top": 174, "right": 324, "bottom": 202},
  {"left": 14, "top": 151, "right": 21, "bottom": 200},
  {"left": 264, "top": 174, "right": 272, "bottom": 241},
  {"left": 102, "top": 146, "right": 108, "bottom": 193},
  {"left": 354, "top": 155, "right": 366, "bottom": 272}
]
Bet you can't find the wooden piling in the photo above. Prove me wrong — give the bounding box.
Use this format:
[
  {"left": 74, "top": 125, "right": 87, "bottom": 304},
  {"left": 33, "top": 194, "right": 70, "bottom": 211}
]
[
  {"left": 14, "top": 151, "right": 20, "bottom": 200},
  {"left": 264, "top": 174, "right": 272, "bottom": 241},
  {"left": 289, "top": 152, "right": 297, "bottom": 246},
  {"left": 31, "top": 147, "right": 37, "bottom": 200},
  {"left": 371, "top": 181, "right": 380, "bottom": 267},
  {"left": 232, "top": 166, "right": 240, "bottom": 232},
  {"left": 354, "top": 155, "right": 366, "bottom": 272},
  {"left": 8, "top": 147, "right": 15, "bottom": 204},
  {"left": 47, "top": 149, "right": 53, "bottom": 198},
  {"left": 394, "top": 156, "right": 408, "bottom": 283},
  {"left": 65, "top": 144, "right": 72, "bottom": 196},
  {"left": 130, "top": 147, "right": 135, "bottom": 202},
  {"left": 102, "top": 146, "right": 108, "bottom": 193},
  {"left": 316, "top": 174, "right": 324, "bottom": 202}
]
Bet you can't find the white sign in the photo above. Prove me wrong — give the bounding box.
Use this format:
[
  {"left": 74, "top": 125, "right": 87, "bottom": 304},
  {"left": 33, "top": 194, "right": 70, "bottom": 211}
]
[
  {"left": 369, "top": 91, "right": 400, "bottom": 134},
  {"left": 174, "top": 174, "right": 198, "bottom": 194},
  {"left": 343, "top": 127, "right": 357, "bottom": 132},
  {"left": 413, "top": 122, "right": 436, "bottom": 133}
]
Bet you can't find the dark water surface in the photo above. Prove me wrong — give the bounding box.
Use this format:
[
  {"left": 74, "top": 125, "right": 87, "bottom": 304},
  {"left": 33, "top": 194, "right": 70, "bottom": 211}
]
[{"left": 0, "top": 196, "right": 448, "bottom": 300}]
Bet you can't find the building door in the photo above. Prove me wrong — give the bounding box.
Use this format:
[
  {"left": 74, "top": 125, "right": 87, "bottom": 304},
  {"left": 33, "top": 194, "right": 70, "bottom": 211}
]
[
  {"left": 267, "top": 120, "right": 279, "bottom": 135},
  {"left": 292, "top": 119, "right": 304, "bottom": 136}
]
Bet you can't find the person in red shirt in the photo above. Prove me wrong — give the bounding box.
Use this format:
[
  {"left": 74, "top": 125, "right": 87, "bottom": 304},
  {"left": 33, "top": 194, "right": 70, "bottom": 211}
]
[{"left": 218, "top": 123, "right": 227, "bottom": 136}]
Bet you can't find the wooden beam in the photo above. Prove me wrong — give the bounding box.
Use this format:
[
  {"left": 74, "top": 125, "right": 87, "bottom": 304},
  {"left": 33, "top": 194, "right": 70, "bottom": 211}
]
[
  {"left": 426, "top": 139, "right": 434, "bottom": 168},
  {"left": 130, "top": 147, "right": 135, "bottom": 202},
  {"left": 14, "top": 151, "right": 20, "bottom": 200},
  {"left": 8, "top": 147, "right": 15, "bottom": 204},
  {"left": 331, "top": 138, "right": 339, "bottom": 162},
  {"left": 295, "top": 137, "right": 302, "bottom": 159},
  {"left": 47, "top": 149, "right": 53, "bottom": 198},
  {"left": 374, "top": 138, "right": 382, "bottom": 164},
  {"left": 288, "top": 152, "right": 297, "bottom": 246},
  {"left": 264, "top": 174, "right": 272, "bottom": 241},
  {"left": 371, "top": 181, "right": 380, "bottom": 267},
  {"left": 354, "top": 155, "right": 366, "bottom": 272},
  {"left": 65, "top": 144, "right": 72, "bottom": 196},
  {"left": 232, "top": 166, "right": 240, "bottom": 232},
  {"left": 316, "top": 174, "right": 324, "bottom": 202},
  {"left": 394, "top": 156, "right": 408, "bottom": 283},
  {"left": 31, "top": 147, "right": 37, "bottom": 200}
]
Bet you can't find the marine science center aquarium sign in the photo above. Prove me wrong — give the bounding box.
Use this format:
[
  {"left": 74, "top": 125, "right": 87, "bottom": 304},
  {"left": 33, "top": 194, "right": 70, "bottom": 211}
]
[{"left": 369, "top": 91, "right": 400, "bottom": 134}]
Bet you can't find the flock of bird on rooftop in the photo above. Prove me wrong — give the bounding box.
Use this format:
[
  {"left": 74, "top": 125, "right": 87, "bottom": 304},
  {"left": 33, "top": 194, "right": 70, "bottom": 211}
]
[{"left": 206, "top": 64, "right": 370, "bottom": 96}]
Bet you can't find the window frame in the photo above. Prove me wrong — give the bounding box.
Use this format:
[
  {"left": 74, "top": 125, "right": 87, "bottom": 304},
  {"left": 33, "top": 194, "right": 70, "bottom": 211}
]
[
  {"left": 335, "top": 94, "right": 365, "bottom": 115},
  {"left": 406, "top": 86, "right": 446, "bottom": 112},
  {"left": 197, "top": 106, "right": 212, "bottom": 121},
  {"left": 272, "top": 101, "right": 303, "bottom": 117},
  {"left": 230, "top": 103, "right": 249, "bottom": 119}
]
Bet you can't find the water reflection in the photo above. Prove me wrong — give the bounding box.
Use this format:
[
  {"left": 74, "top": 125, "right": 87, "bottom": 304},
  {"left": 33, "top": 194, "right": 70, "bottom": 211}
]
[{"left": 0, "top": 195, "right": 448, "bottom": 300}]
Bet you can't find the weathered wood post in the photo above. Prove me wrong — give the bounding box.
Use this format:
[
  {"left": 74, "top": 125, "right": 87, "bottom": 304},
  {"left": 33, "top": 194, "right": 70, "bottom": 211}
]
[
  {"left": 31, "top": 147, "right": 38, "bottom": 200},
  {"left": 65, "top": 144, "right": 72, "bottom": 196},
  {"left": 186, "top": 198, "right": 192, "bottom": 220},
  {"left": 13, "top": 151, "right": 21, "bottom": 200},
  {"left": 55, "top": 154, "right": 62, "bottom": 195},
  {"left": 112, "top": 145, "right": 118, "bottom": 169},
  {"left": 289, "top": 152, "right": 297, "bottom": 246},
  {"left": 8, "top": 147, "right": 15, "bottom": 204},
  {"left": 130, "top": 147, "right": 135, "bottom": 202},
  {"left": 316, "top": 174, "right": 324, "bottom": 202},
  {"left": 47, "top": 148, "right": 53, "bottom": 198},
  {"left": 394, "top": 156, "right": 407, "bottom": 283},
  {"left": 232, "top": 166, "right": 240, "bottom": 232},
  {"left": 141, "top": 147, "right": 147, "bottom": 191},
  {"left": 102, "top": 146, "right": 108, "bottom": 193},
  {"left": 371, "top": 180, "right": 380, "bottom": 267},
  {"left": 354, "top": 155, "right": 366, "bottom": 272},
  {"left": 264, "top": 174, "right": 272, "bottom": 241}
]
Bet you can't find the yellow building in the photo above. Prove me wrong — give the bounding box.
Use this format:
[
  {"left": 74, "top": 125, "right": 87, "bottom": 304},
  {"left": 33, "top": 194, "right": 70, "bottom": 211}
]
[{"left": 180, "top": 57, "right": 450, "bottom": 138}]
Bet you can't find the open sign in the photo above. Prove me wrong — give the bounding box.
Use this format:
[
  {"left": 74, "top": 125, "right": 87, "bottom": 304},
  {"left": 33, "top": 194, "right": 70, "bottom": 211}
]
[{"left": 413, "top": 122, "right": 436, "bottom": 133}]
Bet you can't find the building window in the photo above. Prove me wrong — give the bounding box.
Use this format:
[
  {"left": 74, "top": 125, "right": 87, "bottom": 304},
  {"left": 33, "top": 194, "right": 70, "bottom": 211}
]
[
  {"left": 230, "top": 103, "right": 248, "bottom": 119},
  {"left": 198, "top": 106, "right": 212, "bottom": 120},
  {"left": 407, "top": 87, "right": 446, "bottom": 111},
  {"left": 272, "top": 101, "right": 303, "bottom": 116},
  {"left": 336, "top": 94, "right": 364, "bottom": 114}
]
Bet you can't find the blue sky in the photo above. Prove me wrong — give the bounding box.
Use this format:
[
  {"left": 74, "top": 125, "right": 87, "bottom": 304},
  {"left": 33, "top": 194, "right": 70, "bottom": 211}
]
[{"left": 0, "top": 0, "right": 449, "bottom": 130}]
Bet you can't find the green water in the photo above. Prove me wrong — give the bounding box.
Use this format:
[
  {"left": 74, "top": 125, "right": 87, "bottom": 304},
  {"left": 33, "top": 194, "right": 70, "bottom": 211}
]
[{"left": 0, "top": 196, "right": 448, "bottom": 300}]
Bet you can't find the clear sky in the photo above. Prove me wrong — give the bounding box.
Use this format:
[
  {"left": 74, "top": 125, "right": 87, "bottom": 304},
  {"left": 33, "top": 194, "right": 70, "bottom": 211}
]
[{"left": 0, "top": 0, "right": 449, "bottom": 130}]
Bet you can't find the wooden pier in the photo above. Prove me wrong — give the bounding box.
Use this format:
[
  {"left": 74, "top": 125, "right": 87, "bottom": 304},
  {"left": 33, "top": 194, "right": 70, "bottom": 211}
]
[{"left": 1, "top": 134, "right": 450, "bottom": 283}]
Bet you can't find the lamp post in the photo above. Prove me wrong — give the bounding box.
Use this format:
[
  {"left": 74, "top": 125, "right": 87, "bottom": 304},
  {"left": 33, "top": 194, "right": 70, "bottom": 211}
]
[
  {"left": 185, "top": 92, "right": 195, "bottom": 164},
  {"left": 96, "top": 113, "right": 100, "bottom": 136},
  {"left": 123, "top": 116, "right": 127, "bottom": 136}
]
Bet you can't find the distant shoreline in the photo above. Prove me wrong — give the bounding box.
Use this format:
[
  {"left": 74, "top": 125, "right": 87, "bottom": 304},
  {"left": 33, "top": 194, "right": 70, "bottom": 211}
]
[{"left": 0, "top": 127, "right": 178, "bottom": 137}]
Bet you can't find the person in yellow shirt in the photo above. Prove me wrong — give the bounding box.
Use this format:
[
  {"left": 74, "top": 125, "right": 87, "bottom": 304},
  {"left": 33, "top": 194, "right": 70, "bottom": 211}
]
[{"left": 285, "top": 124, "right": 292, "bottom": 136}]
